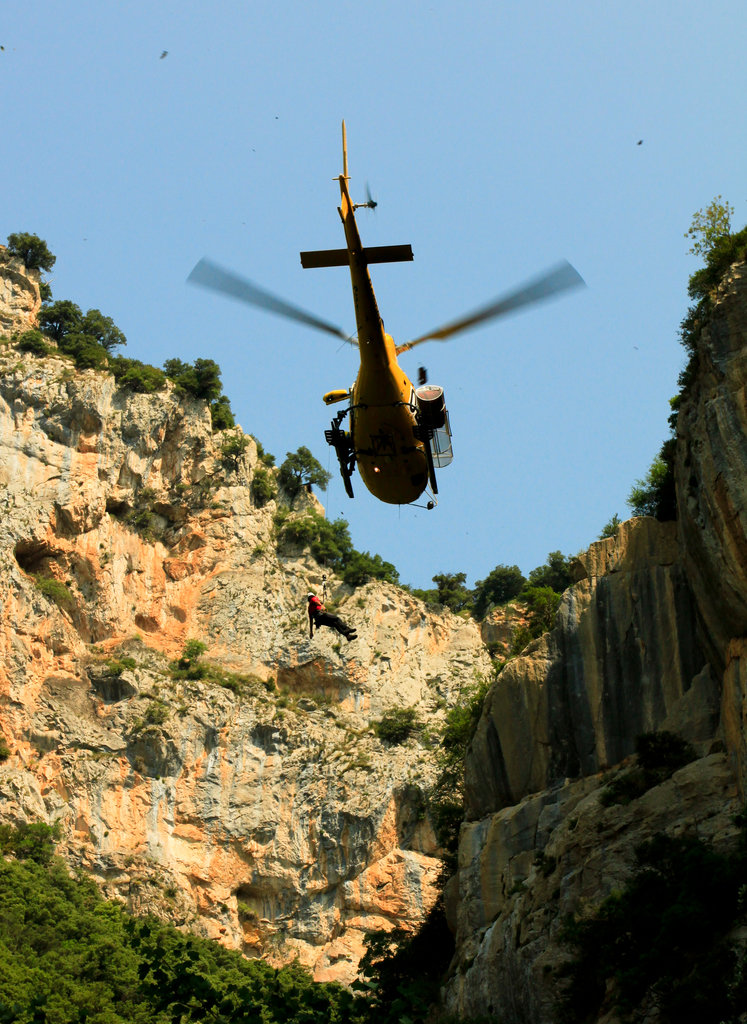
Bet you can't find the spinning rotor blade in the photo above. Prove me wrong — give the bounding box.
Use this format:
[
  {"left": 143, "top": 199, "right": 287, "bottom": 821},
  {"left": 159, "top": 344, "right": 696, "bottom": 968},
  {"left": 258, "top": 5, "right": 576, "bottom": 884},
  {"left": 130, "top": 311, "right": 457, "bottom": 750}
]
[
  {"left": 187, "top": 257, "right": 352, "bottom": 343},
  {"left": 396, "top": 260, "right": 585, "bottom": 354}
]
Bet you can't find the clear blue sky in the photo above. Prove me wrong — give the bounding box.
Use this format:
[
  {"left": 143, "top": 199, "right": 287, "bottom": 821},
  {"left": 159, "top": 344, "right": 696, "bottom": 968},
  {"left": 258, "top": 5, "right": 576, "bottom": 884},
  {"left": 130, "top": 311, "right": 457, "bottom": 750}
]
[{"left": 4, "top": 1, "right": 746, "bottom": 590}]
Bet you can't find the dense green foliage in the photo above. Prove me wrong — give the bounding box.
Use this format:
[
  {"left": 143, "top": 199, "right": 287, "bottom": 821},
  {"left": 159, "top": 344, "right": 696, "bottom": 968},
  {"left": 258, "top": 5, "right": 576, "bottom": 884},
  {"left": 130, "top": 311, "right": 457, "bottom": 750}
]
[
  {"left": 15, "top": 329, "right": 49, "bottom": 356},
  {"left": 33, "top": 574, "right": 75, "bottom": 610},
  {"left": 471, "top": 564, "right": 525, "bottom": 618},
  {"left": 599, "top": 512, "right": 621, "bottom": 538},
  {"left": 627, "top": 437, "right": 677, "bottom": 521},
  {"left": 408, "top": 553, "right": 572, "bottom": 630},
  {"left": 38, "top": 301, "right": 128, "bottom": 360},
  {"left": 251, "top": 466, "right": 277, "bottom": 506},
  {"left": 5, "top": 232, "right": 56, "bottom": 272},
  {"left": 373, "top": 707, "right": 419, "bottom": 745},
  {"left": 109, "top": 356, "right": 167, "bottom": 394},
  {"left": 0, "top": 826, "right": 366, "bottom": 1024},
  {"left": 684, "top": 195, "right": 734, "bottom": 259},
  {"left": 220, "top": 432, "right": 250, "bottom": 472},
  {"left": 558, "top": 818, "right": 747, "bottom": 1023},
  {"left": 0, "top": 824, "right": 484, "bottom": 1023},
  {"left": 163, "top": 358, "right": 235, "bottom": 428},
  {"left": 163, "top": 357, "right": 222, "bottom": 402},
  {"left": 355, "top": 892, "right": 457, "bottom": 1024},
  {"left": 278, "top": 446, "right": 332, "bottom": 500},
  {"left": 273, "top": 510, "right": 399, "bottom": 588},
  {"left": 4, "top": 236, "right": 237, "bottom": 430}
]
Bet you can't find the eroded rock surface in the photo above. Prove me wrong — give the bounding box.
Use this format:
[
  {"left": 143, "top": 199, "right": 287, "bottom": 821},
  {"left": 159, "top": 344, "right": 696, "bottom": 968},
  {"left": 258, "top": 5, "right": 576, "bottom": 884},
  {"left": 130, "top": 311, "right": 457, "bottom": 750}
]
[{"left": 0, "top": 274, "right": 492, "bottom": 983}]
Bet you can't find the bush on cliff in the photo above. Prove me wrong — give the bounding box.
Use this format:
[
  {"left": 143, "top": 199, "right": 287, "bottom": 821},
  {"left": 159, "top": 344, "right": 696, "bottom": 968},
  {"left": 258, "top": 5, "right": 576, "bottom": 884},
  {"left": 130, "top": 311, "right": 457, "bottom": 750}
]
[
  {"left": 558, "top": 820, "right": 747, "bottom": 1024},
  {"left": 374, "top": 707, "right": 419, "bottom": 745},
  {"left": 273, "top": 509, "right": 399, "bottom": 588},
  {"left": 16, "top": 329, "right": 49, "bottom": 356}
]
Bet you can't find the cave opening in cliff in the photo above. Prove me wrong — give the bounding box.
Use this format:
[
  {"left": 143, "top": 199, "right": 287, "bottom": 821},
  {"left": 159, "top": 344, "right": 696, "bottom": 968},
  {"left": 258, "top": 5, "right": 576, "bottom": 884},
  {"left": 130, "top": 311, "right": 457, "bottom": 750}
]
[{"left": 13, "top": 538, "right": 57, "bottom": 575}]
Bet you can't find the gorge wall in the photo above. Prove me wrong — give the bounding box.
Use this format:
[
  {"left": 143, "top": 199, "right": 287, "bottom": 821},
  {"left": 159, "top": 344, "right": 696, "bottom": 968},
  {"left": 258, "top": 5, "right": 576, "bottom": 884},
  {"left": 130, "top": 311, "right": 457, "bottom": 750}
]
[
  {"left": 442, "top": 259, "right": 747, "bottom": 1022},
  {"left": 1, "top": 250, "right": 746, "bottom": 1021},
  {"left": 0, "top": 255, "right": 492, "bottom": 985}
]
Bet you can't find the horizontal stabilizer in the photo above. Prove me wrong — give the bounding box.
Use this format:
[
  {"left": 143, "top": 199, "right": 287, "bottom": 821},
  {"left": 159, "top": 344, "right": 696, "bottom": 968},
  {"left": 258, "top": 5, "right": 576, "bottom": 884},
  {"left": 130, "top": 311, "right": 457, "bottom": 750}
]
[
  {"left": 301, "top": 244, "right": 413, "bottom": 269},
  {"left": 300, "top": 248, "right": 349, "bottom": 268}
]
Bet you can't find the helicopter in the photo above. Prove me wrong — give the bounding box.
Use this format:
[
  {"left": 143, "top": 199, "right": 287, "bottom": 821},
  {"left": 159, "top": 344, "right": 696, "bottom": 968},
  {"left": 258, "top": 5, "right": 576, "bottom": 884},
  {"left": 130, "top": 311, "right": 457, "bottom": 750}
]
[{"left": 187, "top": 122, "right": 584, "bottom": 508}]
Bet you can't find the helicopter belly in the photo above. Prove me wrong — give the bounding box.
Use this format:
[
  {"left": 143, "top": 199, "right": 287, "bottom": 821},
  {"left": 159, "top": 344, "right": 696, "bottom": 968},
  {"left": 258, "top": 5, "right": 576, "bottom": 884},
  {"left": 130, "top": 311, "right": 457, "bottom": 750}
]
[{"left": 354, "top": 411, "right": 428, "bottom": 504}]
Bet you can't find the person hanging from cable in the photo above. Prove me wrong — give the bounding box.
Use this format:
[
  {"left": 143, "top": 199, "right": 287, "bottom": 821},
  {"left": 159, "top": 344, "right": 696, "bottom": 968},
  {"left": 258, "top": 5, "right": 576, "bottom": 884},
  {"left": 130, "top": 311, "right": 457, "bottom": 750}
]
[{"left": 307, "top": 593, "right": 357, "bottom": 642}]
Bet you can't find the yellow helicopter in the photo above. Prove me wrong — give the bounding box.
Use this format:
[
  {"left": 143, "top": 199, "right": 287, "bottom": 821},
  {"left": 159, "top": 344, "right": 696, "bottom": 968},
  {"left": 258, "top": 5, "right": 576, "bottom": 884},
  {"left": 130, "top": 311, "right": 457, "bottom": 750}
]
[{"left": 188, "top": 122, "right": 584, "bottom": 508}]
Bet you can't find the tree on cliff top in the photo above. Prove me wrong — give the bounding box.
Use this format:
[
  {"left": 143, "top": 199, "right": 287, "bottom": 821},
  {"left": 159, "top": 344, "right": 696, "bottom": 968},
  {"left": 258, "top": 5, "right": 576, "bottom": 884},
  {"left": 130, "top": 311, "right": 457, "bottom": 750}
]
[
  {"left": 5, "top": 232, "right": 56, "bottom": 273},
  {"left": 684, "top": 195, "right": 733, "bottom": 260},
  {"left": 278, "top": 446, "right": 332, "bottom": 501}
]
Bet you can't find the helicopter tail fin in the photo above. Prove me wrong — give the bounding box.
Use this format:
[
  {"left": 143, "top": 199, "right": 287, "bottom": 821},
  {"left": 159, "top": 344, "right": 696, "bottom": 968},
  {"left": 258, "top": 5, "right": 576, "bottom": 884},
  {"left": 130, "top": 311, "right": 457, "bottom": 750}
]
[{"left": 300, "top": 244, "right": 413, "bottom": 269}]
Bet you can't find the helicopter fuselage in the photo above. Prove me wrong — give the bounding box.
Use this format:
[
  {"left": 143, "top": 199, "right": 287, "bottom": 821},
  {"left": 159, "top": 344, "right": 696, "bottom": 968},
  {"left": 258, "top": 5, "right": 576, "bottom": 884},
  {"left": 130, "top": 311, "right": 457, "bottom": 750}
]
[{"left": 336, "top": 179, "right": 430, "bottom": 504}]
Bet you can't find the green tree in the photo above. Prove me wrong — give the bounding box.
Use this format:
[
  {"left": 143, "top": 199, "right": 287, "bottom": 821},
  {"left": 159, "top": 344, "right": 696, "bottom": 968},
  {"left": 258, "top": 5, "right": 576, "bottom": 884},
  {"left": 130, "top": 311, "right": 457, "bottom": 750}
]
[
  {"left": 684, "top": 195, "right": 734, "bottom": 258},
  {"left": 522, "top": 585, "right": 561, "bottom": 633},
  {"left": 5, "top": 232, "right": 56, "bottom": 272},
  {"left": 374, "top": 707, "right": 418, "bottom": 744},
  {"left": 37, "top": 299, "right": 83, "bottom": 341},
  {"left": 432, "top": 571, "right": 472, "bottom": 613},
  {"left": 559, "top": 826, "right": 747, "bottom": 1024},
  {"left": 220, "top": 432, "right": 250, "bottom": 472},
  {"left": 526, "top": 550, "right": 572, "bottom": 593},
  {"left": 341, "top": 550, "right": 399, "bottom": 588},
  {"left": 59, "top": 332, "right": 110, "bottom": 368},
  {"left": 191, "top": 358, "right": 224, "bottom": 402},
  {"left": 628, "top": 450, "right": 676, "bottom": 520},
  {"left": 599, "top": 513, "right": 622, "bottom": 538},
  {"left": 164, "top": 357, "right": 234, "bottom": 428},
  {"left": 164, "top": 357, "right": 223, "bottom": 401},
  {"left": 278, "top": 446, "right": 332, "bottom": 500},
  {"left": 251, "top": 466, "right": 277, "bottom": 506},
  {"left": 210, "top": 393, "right": 235, "bottom": 430},
  {"left": 472, "top": 563, "right": 526, "bottom": 618},
  {"left": 110, "top": 356, "right": 167, "bottom": 393},
  {"left": 80, "top": 308, "right": 127, "bottom": 352}
]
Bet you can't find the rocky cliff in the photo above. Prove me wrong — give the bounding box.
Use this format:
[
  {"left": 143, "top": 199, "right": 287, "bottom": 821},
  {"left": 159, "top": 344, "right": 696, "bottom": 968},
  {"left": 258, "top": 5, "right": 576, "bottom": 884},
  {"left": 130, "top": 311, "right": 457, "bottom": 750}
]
[
  {"left": 0, "top": 281, "right": 492, "bottom": 985},
  {"left": 1, "top": 254, "right": 746, "bottom": 1020},
  {"left": 443, "top": 259, "right": 747, "bottom": 1022}
]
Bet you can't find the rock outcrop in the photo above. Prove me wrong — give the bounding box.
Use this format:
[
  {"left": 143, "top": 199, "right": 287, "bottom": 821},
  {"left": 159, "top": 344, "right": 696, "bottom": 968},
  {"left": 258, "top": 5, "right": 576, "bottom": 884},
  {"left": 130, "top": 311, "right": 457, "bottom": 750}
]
[
  {"left": 442, "top": 261, "right": 747, "bottom": 1022},
  {"left": 0, "top": 247, "right": 41, "bottom": 335},
  {"left": 0, "top": 287, "right": 492, "bottom": 984}
]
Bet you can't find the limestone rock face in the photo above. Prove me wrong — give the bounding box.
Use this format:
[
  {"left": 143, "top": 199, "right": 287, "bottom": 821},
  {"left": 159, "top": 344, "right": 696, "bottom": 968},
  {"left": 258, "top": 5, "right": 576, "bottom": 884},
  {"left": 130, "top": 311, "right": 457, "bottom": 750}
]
[
  {"left": 465, "top": 518, "right": 715, "bottom": 818},
  {"left": 0, "top": 307, "right": 492, "bottom": 983},
  {"left": 445, "top": 754, "right": 739, "bottom": 1023},
  {"left": 444, "top": 258, "right": 747, "bottom": 1022},
  {"left": 676, "top": 260, "right": 747, "bottom": 664},
  {"left": 0, "top": 249, "right": 41, "bottom": 335},
  {"left": 3, "top": 252, "right": 747, "bottom": 1021}
]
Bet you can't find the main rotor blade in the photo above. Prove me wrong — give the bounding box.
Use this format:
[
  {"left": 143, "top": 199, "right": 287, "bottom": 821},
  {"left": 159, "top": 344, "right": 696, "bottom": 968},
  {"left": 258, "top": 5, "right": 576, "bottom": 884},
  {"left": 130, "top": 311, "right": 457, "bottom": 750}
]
[
  {"left": 396, "top": 260, "right": 585, "bottom": 354},
  {"left": 187, "top": 257, "right": 352, "bottom": 343}
]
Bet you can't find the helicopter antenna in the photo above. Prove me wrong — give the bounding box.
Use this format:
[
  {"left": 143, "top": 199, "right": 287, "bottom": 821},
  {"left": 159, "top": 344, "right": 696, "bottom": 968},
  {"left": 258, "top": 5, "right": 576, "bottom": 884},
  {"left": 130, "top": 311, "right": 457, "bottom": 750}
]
[{"left": 342, "top": 120, "right": 349, "bottom": 181}]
